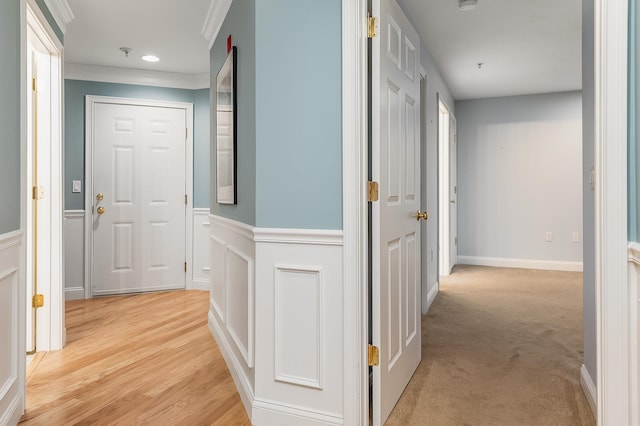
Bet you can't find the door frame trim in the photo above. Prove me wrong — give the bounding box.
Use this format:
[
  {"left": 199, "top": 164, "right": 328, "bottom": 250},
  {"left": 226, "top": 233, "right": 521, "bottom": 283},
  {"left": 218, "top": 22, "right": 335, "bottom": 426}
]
[
  {"left": 593, "top": 0, "right": 630, "bottom": 423},
  {"left": 84, "top": 95, "right": 194, "bottom": 298},
  {"left": 22, "top": 0, "right": 65, "bottom": 352},
  {"left": 341, "top": 0, "right": 368, "bottom": 424}
]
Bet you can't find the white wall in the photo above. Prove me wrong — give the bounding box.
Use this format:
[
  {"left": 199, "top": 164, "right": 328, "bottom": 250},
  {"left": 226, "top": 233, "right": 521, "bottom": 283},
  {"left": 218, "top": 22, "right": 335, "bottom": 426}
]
[
  {"left": 455, "top": 91, "right": 583, "bottom": 270},
  {"left": 581, "top": 0, "right": 597, "bottom": 397},
  {"left": 421, "top": 45, "right": 455, "bottom": 312}
]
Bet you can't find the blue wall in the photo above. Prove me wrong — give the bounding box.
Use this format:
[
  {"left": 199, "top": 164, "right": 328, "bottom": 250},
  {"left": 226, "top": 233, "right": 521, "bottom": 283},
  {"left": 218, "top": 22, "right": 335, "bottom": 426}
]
[
  {"left": 210, "top": 0, "right": 257, "bottom": 225},
  {"left": 210, "top": 0, "right": 343, "bottom": 230},
  {"left": 34, "top": 0, "right": 63, "bottom": 43},
  {"left": 0, "top": 0, "right": 21, "bottom": 234},
  {"left": 254, "top": 0, "right": 342, "bottom": 229},
  {"left": 64, "top": 80, "right": 210, "bottom": 210}
]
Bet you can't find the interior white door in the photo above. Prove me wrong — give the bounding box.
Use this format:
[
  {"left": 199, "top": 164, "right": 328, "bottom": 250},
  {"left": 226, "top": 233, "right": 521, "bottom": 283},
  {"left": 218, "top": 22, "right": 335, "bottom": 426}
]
[
  {"left": 92, "top": 103, "right": 186, "bottom": 295},
  {"left": 449, "top": 114, "right": 457, "bottom": 270},
  {"left": 372, "top": 0, "right": 422, "bottom": 424}
]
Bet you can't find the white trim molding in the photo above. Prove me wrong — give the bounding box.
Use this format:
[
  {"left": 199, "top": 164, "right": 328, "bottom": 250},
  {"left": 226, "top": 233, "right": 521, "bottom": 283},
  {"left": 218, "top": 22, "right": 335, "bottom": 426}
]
[
  {"left": 342, "top": 0, "right": 369, "bottom": 424},
  {"left": 201, "top": 0, "right": 233, "bottom": 49},
  {"left": 457, "top": 256, "right": 583, "bottom": 272},
  {"left": 209, "top": 215, "right": 346, "bottom": 425},
  {"left": 594, "top": 0, "right": 630, "bottom": 424},
  {"left": 42, "top": 0, "right": 74, "bottom": 33},
  {"left": 65, "top": 63, "right": 210, "bottom": 90},
  {"left": 628, "top": 242, "right": 640, "bottom": 425},
  {"left": 425, "top": 282, "right": 439, "bottom": 313},
  {"left": 580, "top": 364, "right": 597, "bottom": 418}
]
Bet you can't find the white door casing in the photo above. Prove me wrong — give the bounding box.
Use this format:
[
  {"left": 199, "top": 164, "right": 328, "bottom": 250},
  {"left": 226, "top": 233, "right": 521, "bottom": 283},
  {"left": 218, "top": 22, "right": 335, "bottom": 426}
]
[
  {"left": 86, "top": 98, "right": 192, "bottom": 296},
  {"left": 371, "top": 0, "right": 422, "bottom": 424},
  {"left": 449, "top": 114, "right": 457, "bottom": 270}
]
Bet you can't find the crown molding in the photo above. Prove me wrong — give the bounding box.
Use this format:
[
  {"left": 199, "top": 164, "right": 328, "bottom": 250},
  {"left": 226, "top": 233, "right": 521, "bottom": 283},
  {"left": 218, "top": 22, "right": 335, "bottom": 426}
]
[
  {"left": 64, "top": 63, "right": 210, "bottom": 90},
  {"left": 43, "top": 0, "right": 74, "bottom": 34},
  {"left": 201, "top": 0, "right": 233, "bottom": 49}
]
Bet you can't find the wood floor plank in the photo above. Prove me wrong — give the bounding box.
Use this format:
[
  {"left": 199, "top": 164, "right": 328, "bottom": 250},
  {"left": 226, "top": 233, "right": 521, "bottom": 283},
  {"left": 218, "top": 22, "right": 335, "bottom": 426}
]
[{"left": 20, "top": 290, "right": 250, "bottom": 425}]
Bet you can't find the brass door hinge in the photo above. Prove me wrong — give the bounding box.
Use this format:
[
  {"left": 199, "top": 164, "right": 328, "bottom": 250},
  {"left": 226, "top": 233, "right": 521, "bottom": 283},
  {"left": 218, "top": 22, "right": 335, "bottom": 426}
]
[
  {"left": 368, "top": 344, "right": 380, "bottom": 366},
  {"left": 185, "top": 194, "right": 187, "bottom": 205},
  {"left": 32, "top": 186, "right": 44, "bottom": 200},
  {"left": 32, "top": 294, "right": 44, "bottom": 308},
  {"left": 368, "top": 181, "right": 379, "bottom": 202},
  {"left": 32, "top": 78, "right": 37, "bottom": 92},
  {"left": 368, "top": 14, "right": 378, "bottom": 38},
  {"left": 184, "top": 262, "right": 187, "bottom": 272}
]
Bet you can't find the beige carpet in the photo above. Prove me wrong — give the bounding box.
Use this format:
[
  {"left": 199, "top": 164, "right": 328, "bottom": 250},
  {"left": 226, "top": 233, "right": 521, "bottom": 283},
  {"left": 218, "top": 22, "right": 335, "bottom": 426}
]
[{"left": 385, "top": 265, "right": 595, "bottom": 426}]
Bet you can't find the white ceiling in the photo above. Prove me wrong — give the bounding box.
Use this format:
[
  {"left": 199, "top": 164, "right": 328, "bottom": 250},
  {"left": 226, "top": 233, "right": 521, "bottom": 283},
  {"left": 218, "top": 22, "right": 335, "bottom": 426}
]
[
  {"left": 64, "top": 0, "right": 211, "bottom": 75},
  {"left": 62, "top": 0, "right": 581, "bottom": 99},
  {"left": 397, "top": 0, "right": 582, "bottom": 100}
]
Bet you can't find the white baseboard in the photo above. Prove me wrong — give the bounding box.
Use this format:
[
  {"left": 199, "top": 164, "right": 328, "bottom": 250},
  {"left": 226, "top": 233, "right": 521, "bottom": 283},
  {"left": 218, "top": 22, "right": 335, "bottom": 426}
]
[
  {"left": 252, "top": 399, "right": 343, "bottom": 426},
  {"left": 0, "top": 394, "right": 23, "bottom": 426},
  {"left": 457, "top": 256, "right": 583, "bottom": 272},
  {"left": 580, "top": 364, "right": 597, "bottom": 417},
  {"left": 425, "top": 282, "right": 439, "bottom": 313},
  {"left": 190, "top": 279, "right": 210, "bottom": 292},
  {"left": 64, "top": 287, "right": 85, "bottom": 300},
  {"left": 208, "top": 311, "right": 255, "bottom": 418}
]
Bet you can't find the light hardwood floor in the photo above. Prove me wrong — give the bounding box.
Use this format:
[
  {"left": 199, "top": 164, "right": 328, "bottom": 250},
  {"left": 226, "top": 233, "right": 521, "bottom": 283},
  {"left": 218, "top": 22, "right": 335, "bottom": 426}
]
[{"left": 20, "top": 290, "right": 251, "bottom": 425}]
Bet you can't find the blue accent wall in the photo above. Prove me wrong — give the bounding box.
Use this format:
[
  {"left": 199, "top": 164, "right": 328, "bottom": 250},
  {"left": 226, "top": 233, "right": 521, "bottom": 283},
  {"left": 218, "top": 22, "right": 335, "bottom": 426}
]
[
  {"left": 254, "top": 0, "right": 342, "bottom": 230},
  {"left": 0, "top": 0, "right": 21, "bottom": 234},
  {"left": 34, "top": 0, "right": 63, "bottom": 43},
  {"left": 210, "top": 0, "right": 343, "bottom": 230},
  {"left": 210, "top": 0, "right": 257, "bottom": 226},
  {"left": 64, "top": 80, "right": 210, "bottom": 210}
]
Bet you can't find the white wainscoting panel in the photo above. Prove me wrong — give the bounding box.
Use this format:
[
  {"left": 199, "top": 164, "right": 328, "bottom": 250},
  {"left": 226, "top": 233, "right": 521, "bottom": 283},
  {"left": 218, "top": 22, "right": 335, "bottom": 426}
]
[
  {"left": 274, "top": 265, "right": 324, "bottom": 390},
  {"left": 208, "top": 215, "right": 345, "bottom": 425},
  {"left": 64, "top": 210, "right": 85, "bottom": 300},
  {"left": 208, "top": 215, "right": 255, "bottom": 415},
  {"left": 192, "top": 209, "right": 211, "bottom": 291},
  {"left": 254, "top": 229, "right": 344, "bottom": 425},
  {"left": 0, "top": 231, "right": 24, "bottom": 425}
]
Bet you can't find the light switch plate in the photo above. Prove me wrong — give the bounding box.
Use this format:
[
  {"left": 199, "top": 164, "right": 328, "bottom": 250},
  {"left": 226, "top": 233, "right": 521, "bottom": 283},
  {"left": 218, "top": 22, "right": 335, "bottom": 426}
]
[{"left": 72, "top": 180, "right": 81, "bottom": 193}]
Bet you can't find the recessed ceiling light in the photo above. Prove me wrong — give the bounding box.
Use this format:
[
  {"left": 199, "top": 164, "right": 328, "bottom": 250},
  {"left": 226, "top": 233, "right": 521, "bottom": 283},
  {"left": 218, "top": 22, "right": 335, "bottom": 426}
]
[
  {"left": 142, "top": 55, "right": 160, "bottom": 63},
  {"left": 459, "top": 0, "right": 478, "bottom": 11}
]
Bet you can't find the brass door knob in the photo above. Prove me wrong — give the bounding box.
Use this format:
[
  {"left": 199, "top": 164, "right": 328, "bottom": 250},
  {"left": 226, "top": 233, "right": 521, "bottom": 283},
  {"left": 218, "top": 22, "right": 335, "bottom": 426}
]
[
  {"left": 96, "top": 193, "right": 104, "bottom": 201},
  {"left": 97, "top": 206, "right": 106, "bottom": 215},
  {"left": 414, "top": 210, "right": 428, "bottom": 221}
]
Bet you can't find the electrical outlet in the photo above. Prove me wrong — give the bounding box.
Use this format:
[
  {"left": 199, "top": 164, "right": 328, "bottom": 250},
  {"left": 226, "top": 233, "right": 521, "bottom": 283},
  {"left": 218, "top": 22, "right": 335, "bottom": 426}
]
[
  {"left": 572, "top": 232, "right": 581, "bottom": 242},
  {"left": 545, "top": 232, "right": 553, "bottom": 242},
  {"left": 72, "top": 180, "right": 82, "bottom": 193}
]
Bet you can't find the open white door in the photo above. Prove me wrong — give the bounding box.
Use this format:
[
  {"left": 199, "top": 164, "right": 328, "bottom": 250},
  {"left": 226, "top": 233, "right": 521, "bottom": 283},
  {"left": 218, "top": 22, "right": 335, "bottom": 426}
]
[
  {"left": 371, "top": 0, "right": 422, "bottom": 424},
  {"left": 449, "top": 114, "right": 457, "bottom": 269},
  {"left": 89, "top": 100, "right": 187, "bottom": 296}
]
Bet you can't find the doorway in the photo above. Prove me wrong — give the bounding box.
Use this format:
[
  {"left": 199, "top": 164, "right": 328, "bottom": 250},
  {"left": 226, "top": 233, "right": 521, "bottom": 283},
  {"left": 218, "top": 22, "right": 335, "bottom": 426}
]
[
  {"left": 24, "top": 1, "right": 64, "bottom": 355},
  {"left": 438, "top": 99, "right": 457, "bottom": 276},
  {"left": 84, "top": 96, "right": 194, "bottom": 297}
]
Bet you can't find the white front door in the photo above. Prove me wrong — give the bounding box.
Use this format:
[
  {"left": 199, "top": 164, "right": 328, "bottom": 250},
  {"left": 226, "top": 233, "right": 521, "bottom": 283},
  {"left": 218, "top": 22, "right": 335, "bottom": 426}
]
[
  {"left": 371, "top": 0, "right": 422, "bottom": 424},
  {"left": 91, "top": 102, "right": 187, "bottom": 296},
  {"left": 449, "top": 114, "right": 457, "bottom": 270}
]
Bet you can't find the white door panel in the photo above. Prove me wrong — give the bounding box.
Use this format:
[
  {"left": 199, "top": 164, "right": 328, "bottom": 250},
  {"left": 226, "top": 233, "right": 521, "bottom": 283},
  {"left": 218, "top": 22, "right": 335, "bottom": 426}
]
[
  {"left": 372, "top": 0, "right": 422, "bottom": 424},
  {"left": 92, "top": 103, "right": 186, "bottom": 295}
]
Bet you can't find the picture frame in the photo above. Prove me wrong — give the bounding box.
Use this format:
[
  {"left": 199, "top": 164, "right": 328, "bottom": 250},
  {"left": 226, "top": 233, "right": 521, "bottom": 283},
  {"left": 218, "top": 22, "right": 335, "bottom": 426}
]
[{"left": 216, "top": 46, "right": 237, "bottom": 204}]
